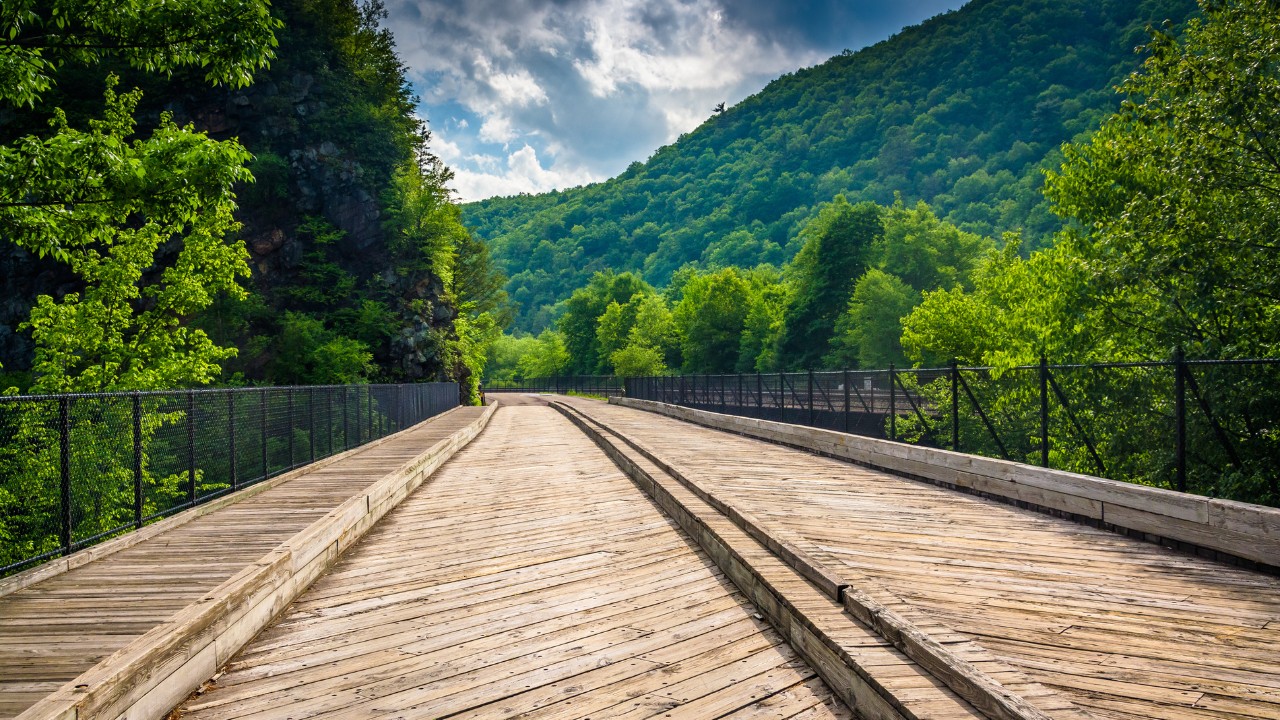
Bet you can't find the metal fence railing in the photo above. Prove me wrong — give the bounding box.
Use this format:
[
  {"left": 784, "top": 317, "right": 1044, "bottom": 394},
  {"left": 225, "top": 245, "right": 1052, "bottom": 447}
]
[
  {"left": 0, "top": 382, "right": 459, "bottom": 577},
  {"left": 485, "top": 376, "right": 625, "bottom": 398},
  {"left": 624, "top": 357, "right": 1280, "bottom": 508}
]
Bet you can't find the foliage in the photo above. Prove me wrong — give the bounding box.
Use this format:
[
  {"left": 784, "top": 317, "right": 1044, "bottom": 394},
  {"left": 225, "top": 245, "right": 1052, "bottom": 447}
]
[
  {"left": 672, "top": 268, "right": 755, "bottom": 373},
  {"left": 465, "top": 0, "right": 1199, "bottom": 333},
  {"left": 827, "top": 269, "right": 918, "bottom": 369},
  {"left": 895, "top": 0, "right": 1280, "bottom": 505},
  {"left": 825, "top": 200, "right": 993, "bottom": 369},
  {"left": 516, "top": 330, "right": 570, "bottom": 379},
  {"left": 1043, "top": 0, "right": 1280, "bottom": 359},
  {"left": 0, "top": 0, "right": 275, "bottom": 567},
  {"left": 485, "top": 333, "right": 540, "bottom": 383},
  {"left": 776, "top": 198, "right": 882, "bottom": 369},
  {"left": 1, "top": 83, "right": 252, "bottom": 393},
  {"left": 0, "top": 0, "right": 280, "bottom": 107},
  {"left": 557, "top": 272, "right": 652, "bottom": 374},
  {"left": 610, "top": 344, "right": 667, "bottom": 376}
]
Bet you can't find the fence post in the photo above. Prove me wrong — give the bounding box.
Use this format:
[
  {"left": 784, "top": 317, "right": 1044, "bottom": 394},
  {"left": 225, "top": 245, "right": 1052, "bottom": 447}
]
[
  {"left": 309, "top": 387, "right": 316, "bottom": 462},
  {"left": 747, "top": 368, "right": 757, "bottom": 415},
  {"left": 1040, "top": 354, "right": 1050, "bottom": 468},
  {"left": 366, "top": 386, "right": 373, "bottom": 441},
  {"left": 778, "top": 371, "right": 784, "bottom": 419},
  {"left": 808, "top": 370, "right": 815, "bottom": 426},
  {"left": 227, "top": 392, "right": 237, "bottom": 492},
  {"left": 59, "top": 396, "right": 71, "bottom": 556},
  {"left": 888, "top": 364, "right": 896, "bottom": 441},
  {"left": 286, "top": 387, "right": 294, "bottom": 469},
  {"left": 260, "top": 389, "right": 268, "bottom": 478},
  {"left": 1174, "top": 347, "right": 1187, "bottom": 492},
  {"left": 843, "top": 369, "right": 851, "bottom": 433},
  {"left": 342, "top": 387, "right": 349, "bottom": 450},
  {"left": 951, "top": 359, "right": 960, "bottom": 452},
  {"left": 187, "top": 390, "right": 196, "bottom": 504},
  {"left": 134, "top": 393, "right": 144, "bottom": 528}
]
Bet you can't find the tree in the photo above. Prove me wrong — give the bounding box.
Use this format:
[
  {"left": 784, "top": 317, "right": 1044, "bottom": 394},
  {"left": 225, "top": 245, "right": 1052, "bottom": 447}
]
[
  {"left": 1042, "top": 0, "right": 1280, "bottom": 359},
  {"left": 610, "top": 344, "right": 667, "bottom": 376},
  {"left": 517, "top": 329, "right": 569, "bottom": 378},
  {"left": 737, "top": 266, "right": 789, "bottom": 372},
  {"left": 900, "top": 236, "right": 1103, "bottom": 368},
  {"left": 776, "top": 197, "right": 882, "bottom": 369},
  {"left": 0, "top": 1, "right": 279, "bottom": 392},
  {"left": 557, "top": 271, "right": 651, "bottom": 374},
  {"left": 673, "top": 268, "right": 753, "bottom": 373},
  {"left": 0, "top": 0, "right": 279, "bottom": 107},
  {"left": 827, "top": 269, "right": 918, "bottom": 368}
]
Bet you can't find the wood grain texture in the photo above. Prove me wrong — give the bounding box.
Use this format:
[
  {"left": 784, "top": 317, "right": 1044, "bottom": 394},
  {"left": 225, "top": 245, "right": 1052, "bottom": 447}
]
[
  {"left": 0, "top": 408, "right": 487, "bottom": 720},
  {"left": 561, "top": 400, "right": 1087, "bottom": 720},
  {"left": 177, "top": 406, "right": 852, "bottom": 720},
  {"left": 585, "top": 398, "right": 1280, "bottom": 720},
  {"left": 556, "top": 400, "right": 987, "bottom": 720}
]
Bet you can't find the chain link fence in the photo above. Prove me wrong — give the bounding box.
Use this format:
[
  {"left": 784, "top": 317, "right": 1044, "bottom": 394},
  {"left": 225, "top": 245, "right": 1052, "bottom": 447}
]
[
  {"left": 0, "top": 383, "right": 458, "bottom": 577},
  {"left": 624, "top": 359, "right": 1280, "bottom": 508}
]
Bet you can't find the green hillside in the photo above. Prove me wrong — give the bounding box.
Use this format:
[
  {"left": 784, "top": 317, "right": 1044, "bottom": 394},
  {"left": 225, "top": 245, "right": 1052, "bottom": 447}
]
[{"left": 464, "top": 0, "right": 1198, "bottom": 332}]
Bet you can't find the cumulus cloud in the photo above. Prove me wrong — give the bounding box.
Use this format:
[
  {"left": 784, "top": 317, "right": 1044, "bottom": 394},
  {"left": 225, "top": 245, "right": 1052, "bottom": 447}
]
[
  {"left": 382, "top": 0, "right": 963, "bottom": 201},
  {"left": 450, "top": 145, "right": 597, "bottom": 201}
]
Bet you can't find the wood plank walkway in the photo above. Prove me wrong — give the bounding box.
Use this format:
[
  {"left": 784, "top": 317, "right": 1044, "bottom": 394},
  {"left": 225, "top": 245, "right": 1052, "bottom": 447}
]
[
  {"left": 563, "top": 398, "right": 1280, "bottom": 720},
  {"left": 0, "top": 408, "right": 484, "bottom": 720},
  {"left": 177, "top": 405, "right": 853, "bottom": 720}
]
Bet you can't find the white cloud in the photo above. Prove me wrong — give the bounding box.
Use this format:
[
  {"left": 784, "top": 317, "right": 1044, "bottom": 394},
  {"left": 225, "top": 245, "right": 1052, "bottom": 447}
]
[
  {"left": 478, "top": 115, "right": 517, "bottom": 144},
  {"left": 449, "top": 145, "right": 598, "bottom": 202}
]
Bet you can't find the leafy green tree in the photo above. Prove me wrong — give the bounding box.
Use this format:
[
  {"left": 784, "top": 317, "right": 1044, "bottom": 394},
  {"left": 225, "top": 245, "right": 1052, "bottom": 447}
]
[
  {"left": 517, "top": 329, "right": 570, "bottom": 378},
  {"left": 557, "top": 271, "right": 651, "bottom": 374},
  {"left": 825, "top": 200, "right": 993, "bottom": 368},
  {"left": 596, "top": 295, "right": 647, "bottom": 369},
  {"left": 901, "top": 237, "right": 1103, "bottom": 367},
  {"left": 0, "top": 0, "right": 279, "bottom": 108},
  {"left": 827, "top": 269, "right": 918, "bottom": 368},
  {"left": 484, "top": 333, "right": 540, "bottom": 383},
  {"left": 6, "top": 84, "right": 253, "bottom": 393},
  {"left": 877, "top": 200, "right": 991, "bottom": 293},
  {"left": 267, "top": 312, "right": 375, "bottom": 384},
  {"left": 610, "top": 344, "right": 667, "bottom": 376},
  {"left": 0, "top": 0, "right": 277, "bottom": 568},
  {"left": 776, "top": 197, "right": 882, "bottom": 369},
  {"left": 1043, "top": 0, "right": 1280, "bottom": 359},
  {"left": 737, "top": 268, "right": 790, "bottom": 372},
  {"left": 673, "top": 268, "right": 753, "bottom": 373},
  {"left": 627, "top": 294, "right": 680, "bottom": 368}
]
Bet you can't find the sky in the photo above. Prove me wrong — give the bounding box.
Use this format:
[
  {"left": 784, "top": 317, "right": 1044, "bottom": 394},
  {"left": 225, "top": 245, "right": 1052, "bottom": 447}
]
[{"left": 381, "top": 0, "right": 966, "bottom": 202}]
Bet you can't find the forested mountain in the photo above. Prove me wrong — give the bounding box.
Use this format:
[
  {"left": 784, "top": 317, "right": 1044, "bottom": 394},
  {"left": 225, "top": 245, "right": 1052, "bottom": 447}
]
[
  {"left": 464, "top": 0, "right": 1198, "bottom": 333},
  {"left": 0, "top": 0, "right": 506, "bottom": 400}
]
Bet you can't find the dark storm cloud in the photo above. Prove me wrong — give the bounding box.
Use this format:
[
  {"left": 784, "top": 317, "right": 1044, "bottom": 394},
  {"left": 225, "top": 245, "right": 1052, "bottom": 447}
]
[{"left": 381, "top": 0, "right": 965, "bottom": 200}]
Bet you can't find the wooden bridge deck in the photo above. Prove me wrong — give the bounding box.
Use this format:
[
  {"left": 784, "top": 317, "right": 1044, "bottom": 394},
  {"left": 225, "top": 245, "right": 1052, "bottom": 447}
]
[
  {"left": 0, "top": 407, "right": 485, "bottom": 720},
  {"left": 563, "top": 398, "right": 1280, "bottom": 720},
  {"left": 178, "top": 404, "right": 856, "bottom": 720},
  {"left": 3, "top": 396, "right": 1278, "bottom": 720}
]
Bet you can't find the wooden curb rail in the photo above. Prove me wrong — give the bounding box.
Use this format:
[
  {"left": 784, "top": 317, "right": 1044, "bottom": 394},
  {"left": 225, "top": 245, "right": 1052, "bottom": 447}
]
[
  {"left": 15, "top": 403, "right": 497, "bottom": 720},
  {"left": 558, "top": 400, "right": 1078, "bottom": 720},
  {"left": 613, "top": 398, "right": 1280, "bottom": 570}
]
